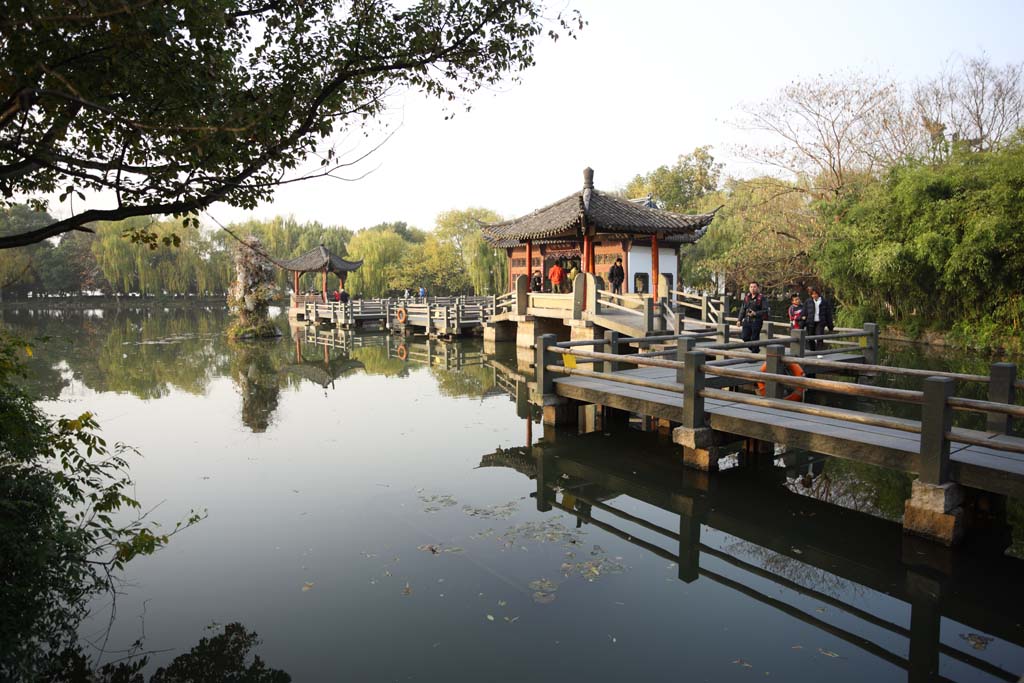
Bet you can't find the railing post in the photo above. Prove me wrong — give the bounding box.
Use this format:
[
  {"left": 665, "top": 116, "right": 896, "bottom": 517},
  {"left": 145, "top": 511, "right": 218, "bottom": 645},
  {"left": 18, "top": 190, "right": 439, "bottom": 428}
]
[
  {"left": 864, "top": 322, "right": 879, "bottom": 365},
  {"left": 715, "top": 322, "right": 730, "bottom": 344},
  {"left": 536, "top": 334, "right": 558, "bottom": 398},
  {"left": 987, "top": 363, "right": 1017, "bottom": 434},
  {"left": 919, "top": 377, "right": 955, "bottom": 485},
  {"left": 790, "top": 328, "right": 806, "bottom": 358},
  {"left": 515, "top": 274, "right": 528, "bottom": 316},
  {"left": 426, "top": 302, "right": 434, "bottom": 335},
  {"left": 681, "top": 350, "right": 706, "bottom": 429},
  {"left": 763, "top": 320, "right": 775, "bottom": 343},
  {"left": 719, "top": 294, "right": 731, "bottom": 323},
  {"left": 644, "top": 297, "right": 655, "bottom": 332},
  {"left": 700, "top": 294, "right": 709, "bottom": 323},
  {"left": 676, "top": 336, "right": 695, "bottom": 384},
  {"left": 765, "top": 344, "right": 786, "bottom": 400},
  {"left": 604, "top": 330, "right": 621, "bottom": 374},
  {"left": 572, "top": 273, "right": 585, "bottom": 320}
]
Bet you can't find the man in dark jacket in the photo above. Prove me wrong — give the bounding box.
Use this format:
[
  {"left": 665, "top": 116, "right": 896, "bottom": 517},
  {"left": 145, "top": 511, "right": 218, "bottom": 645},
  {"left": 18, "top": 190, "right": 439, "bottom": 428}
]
[
  {"left": 802, "top": 286, "right": 834, "bottom": 351},
  {"left": 738, "top": 281, "right": 770, "bottom": 352},
  {"left": 608, "top": 257, "right": 625, "bottom": 295}
]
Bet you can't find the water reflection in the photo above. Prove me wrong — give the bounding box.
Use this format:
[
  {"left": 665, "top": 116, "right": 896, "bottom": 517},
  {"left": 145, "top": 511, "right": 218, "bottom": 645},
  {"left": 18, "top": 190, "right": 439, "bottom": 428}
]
[{"left": 485, "top": 428, "right": 1024, "bottom": 682}]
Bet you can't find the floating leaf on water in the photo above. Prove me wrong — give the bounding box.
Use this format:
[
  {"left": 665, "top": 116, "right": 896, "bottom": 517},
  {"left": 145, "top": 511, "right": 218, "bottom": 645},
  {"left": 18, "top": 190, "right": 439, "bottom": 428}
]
[
  {"left": 486, "top": 614, "right": 495, "bottom": 621},
  {"left": 532, "top": 591, "right": 557, "bottom": 604},
  {"left": 817, "top": 648, "right": 841, "bottom": 658},
  {"left": 528, "top": 578, "right": 557, "bottom": 592},
  {"left": 443, "top": 546, "right": 464, "bottom": 554},
  {"left": 608, "top": 635, "right": 616, "bottom": 643},
  {"left": 959, "top": 633, "right": 994, "bottom": 650},
  {"left": 417, "top": 543, "right": 441, "bottom": 555},
  {"left": 791, "top": 548, "right": 803, "bottom": 555},
  {"left": 498, "top": 600, "right": 507, "bottom": 607},
  {"left": 301, "top": 582, "right": 314, "bottom": 592},
  {"left": 402, "top": 582, "right": 412, "bottom": 596},
  {"left": 732, "top": 659, "right": 753, "bottom": 668},
  {"left": 790, "top": 645, "right": 803, "bottom": 650}
]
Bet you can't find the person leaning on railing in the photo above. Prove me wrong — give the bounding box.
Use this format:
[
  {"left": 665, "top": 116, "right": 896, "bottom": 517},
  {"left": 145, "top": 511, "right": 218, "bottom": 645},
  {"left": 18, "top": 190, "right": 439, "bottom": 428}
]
[{"left": 608, "top": 257, "right": 625, "bottom": 295}]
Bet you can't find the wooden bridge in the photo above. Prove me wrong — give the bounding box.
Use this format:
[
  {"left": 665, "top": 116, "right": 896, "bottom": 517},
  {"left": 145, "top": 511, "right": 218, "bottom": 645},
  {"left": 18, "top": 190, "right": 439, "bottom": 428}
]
[
  {"left": 300, "top": 295, "right": 494, "bottom": 338},
  {"left": 488, "top": 273, "right": 809, "bottom": 347},
  {"left": 532, "top": 327, "right": 1023, "bottom": 546},
  {"left": 482, "top": 440, "right": 1024, "bottom": 683}
]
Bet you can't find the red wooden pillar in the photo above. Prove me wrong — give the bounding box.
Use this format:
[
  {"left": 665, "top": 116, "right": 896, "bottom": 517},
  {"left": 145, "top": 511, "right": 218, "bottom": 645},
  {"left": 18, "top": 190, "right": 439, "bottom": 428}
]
[
  {"left": 526, "top": 241, "right": 533, "bottom": 291},
  {"left": 589, "top": 237, "right": 596, "bottom": 274},
  {"left": 651, "top": 233, "right": 660, "bottom": 300},
  {"left": 293, "top": 271, "right": 300, "bottom": 294},
  {"left": 507, "top": 248, "right": 513, "bottom": 292},
  {"left": 322, "top": 268, "right": 328, "bottom": 302},
  {"left": 582, "top": 234, "right": 592, "bottom": 273}
]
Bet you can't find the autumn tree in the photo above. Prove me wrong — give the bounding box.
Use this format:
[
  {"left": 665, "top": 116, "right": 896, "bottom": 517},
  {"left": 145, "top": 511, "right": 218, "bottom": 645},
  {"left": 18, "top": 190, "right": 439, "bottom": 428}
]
[
  {"left": 0, "top": 1, "right": 584, "bottom": 249},
  {"left": 434, "top": 207, "right": 506, "bottom": 295}
]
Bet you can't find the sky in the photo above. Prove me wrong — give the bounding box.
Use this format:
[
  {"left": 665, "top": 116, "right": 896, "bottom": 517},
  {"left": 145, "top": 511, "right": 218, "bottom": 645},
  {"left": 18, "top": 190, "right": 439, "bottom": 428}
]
[{"left": 111, "top": 1, "right": 1024, "bottom": 233}]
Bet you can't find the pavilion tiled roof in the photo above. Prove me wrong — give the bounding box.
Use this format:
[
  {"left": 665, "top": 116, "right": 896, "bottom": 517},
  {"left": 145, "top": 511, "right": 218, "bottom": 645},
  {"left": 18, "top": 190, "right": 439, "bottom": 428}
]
[
  {"left": 481, "top": 168, "right": 717, "bottom": 248},
  {"left": 273, "top": 245, "right": 363, "bottom": 274}
]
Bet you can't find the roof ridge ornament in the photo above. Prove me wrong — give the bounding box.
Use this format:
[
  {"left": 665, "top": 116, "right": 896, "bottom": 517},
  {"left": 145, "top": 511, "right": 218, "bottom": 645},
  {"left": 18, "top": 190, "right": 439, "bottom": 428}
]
[{"left": 583, "top": 166, "right": 594, "bottom": 190}]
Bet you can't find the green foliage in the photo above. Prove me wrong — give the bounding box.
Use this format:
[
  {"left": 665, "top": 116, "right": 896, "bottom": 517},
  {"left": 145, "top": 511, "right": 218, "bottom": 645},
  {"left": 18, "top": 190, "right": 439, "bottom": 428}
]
[
  {"left": 344, "top": 228, "right": 407, "bottom": 297},
  {"left": 817, "top": 134, "right": 1024, "bottom": 350},
  {"left": 679, "top": 178, "right": 821, "bottom": 294},
  {"left": 0, "top": 333, "right": 204, "bottom": 678},
  {"left": 434, "top": 207, "right": 507, "bottom": 295},
  {"left": 0, "top": 0, "right": 583, "bottom": 249},
  {"left": 623, "top": 147, "right": 722, "bottom": 212}
]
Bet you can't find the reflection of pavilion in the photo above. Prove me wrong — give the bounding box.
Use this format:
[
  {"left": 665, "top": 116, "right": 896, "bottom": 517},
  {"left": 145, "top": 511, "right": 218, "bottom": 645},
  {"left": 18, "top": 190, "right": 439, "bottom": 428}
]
[{"left": 483, "top": 437, "right": 1024, "bottom": 682}]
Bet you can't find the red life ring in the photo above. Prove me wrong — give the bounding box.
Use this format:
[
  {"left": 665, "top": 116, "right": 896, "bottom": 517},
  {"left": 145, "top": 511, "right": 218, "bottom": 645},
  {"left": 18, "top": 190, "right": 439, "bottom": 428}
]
[
  {"left": 756, "top": 361, "right": 805, "bottom": 401},
  {"left": 396, "top": 344, "right": 408, "bottom": 361},
  {"left": 396, "top": 307, "right": 408, "bottom": 324}
]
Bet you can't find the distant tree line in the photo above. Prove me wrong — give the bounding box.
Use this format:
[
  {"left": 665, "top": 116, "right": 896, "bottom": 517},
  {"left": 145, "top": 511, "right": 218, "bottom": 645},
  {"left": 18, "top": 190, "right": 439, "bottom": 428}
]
[{"left": 0, "top": 207, "right": 510, "bottom": 301}]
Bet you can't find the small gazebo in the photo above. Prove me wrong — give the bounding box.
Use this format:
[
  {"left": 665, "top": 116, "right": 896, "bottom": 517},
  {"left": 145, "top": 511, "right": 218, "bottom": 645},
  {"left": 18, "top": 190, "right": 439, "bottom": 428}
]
[{"left": 275, "top": 244, "right": 363, "bottom": 307}]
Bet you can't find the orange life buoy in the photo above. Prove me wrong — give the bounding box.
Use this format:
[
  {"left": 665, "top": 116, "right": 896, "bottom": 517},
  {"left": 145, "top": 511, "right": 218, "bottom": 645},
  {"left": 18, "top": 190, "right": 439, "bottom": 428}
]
[
  {"left": 396, "top": 307, "right": 408, "bottom": 324},
  {"left": 396, "top": 344, "right": 408, "bottom": 361},
  {"left": 756, "top": 361, "right": 805, "bottom": 401}
]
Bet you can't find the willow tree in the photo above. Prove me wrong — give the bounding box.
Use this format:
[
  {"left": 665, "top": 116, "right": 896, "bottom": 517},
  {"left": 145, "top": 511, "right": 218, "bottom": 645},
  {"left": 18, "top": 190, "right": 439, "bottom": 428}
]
[{"left": 0, "top": 1, "right": 584, "bottom": 250}]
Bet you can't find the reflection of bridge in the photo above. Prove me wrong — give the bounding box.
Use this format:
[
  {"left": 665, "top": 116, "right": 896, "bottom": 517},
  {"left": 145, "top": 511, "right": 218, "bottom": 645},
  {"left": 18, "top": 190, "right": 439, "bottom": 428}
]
[{"left": 485, "top": 439, "right": 1024, "bottom": 682}]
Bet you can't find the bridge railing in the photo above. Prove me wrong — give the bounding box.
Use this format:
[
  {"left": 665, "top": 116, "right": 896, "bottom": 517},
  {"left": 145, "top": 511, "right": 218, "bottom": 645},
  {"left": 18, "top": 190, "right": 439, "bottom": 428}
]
[{"left": 535, "top": 333, "right": 1023, "bottom": 488}]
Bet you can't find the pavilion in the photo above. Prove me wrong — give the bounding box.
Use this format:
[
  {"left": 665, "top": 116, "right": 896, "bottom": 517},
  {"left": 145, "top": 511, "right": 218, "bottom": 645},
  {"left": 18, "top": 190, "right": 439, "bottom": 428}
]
[
  {"left": 275, "top": 244, "right": 362, "bottom": 316},
  {"left": 481, "top": 167, "right": 717, "bottom": 300}
]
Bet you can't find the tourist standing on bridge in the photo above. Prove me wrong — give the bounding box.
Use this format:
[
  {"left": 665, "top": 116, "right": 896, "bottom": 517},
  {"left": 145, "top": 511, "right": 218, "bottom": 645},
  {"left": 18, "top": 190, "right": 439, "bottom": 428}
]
[
  {"left": 548, "top": 260, "right": 565, "bottom": 293},
  {"left": 787, "top": 293, "right": 804, "bottom": 330},
  {"left": 803, "top": 286, "right": 834, "bottom": 351},
  {"left": 339, "top": 288, "right": 350, "bottom": 304},
  {"left": 531, "top": 270, "right": 543, "bottom": 293},
  {"left": 738, "top": 281, "right": 770, "bottom": 352},
  {"left": 568, "top": 262, "right": 580, "bottom": 291},
  {"left": 608, "top": 257, "right": 625, "bottom": 295},
  {"left": 418, "top": 285, "right": 426, "bottom": 298}
]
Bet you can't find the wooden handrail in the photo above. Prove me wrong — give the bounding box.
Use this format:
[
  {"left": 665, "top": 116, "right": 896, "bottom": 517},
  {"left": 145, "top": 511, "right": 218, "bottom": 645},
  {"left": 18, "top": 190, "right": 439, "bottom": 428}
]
[
  {"left": 947, "top": 396, "right": 1024, "bottom": 418},
  {"left": 701, "top": 388, "right": 921, "bottom": 433},
  {"left": 702, "top": 364, "right": 925, "bottom": 404}
]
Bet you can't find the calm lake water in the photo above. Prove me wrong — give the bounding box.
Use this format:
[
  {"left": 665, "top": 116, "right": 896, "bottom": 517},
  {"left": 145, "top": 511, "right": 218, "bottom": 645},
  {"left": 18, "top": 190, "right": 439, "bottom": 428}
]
[{"left": 5, "top": 306, "right": 1024, "bottom": 682}]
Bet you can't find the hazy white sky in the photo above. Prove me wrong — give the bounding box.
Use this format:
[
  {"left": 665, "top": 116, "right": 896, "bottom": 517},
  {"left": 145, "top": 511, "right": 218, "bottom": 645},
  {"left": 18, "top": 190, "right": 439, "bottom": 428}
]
[{"left": 205, "top": 0, "right": 1024, "bottom": 233}]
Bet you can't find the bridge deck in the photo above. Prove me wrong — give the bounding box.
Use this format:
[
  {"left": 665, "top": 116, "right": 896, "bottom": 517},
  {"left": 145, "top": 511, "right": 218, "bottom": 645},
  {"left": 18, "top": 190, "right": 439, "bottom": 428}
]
[{"left": 552, "top": 367, "right": 1024, "bottom": 498}]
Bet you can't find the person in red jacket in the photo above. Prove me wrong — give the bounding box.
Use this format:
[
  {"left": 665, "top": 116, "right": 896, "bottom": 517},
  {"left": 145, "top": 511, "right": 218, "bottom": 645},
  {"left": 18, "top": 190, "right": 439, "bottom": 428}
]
[{"left": 547, "top": 260, "right": 566, "bottom": 293}]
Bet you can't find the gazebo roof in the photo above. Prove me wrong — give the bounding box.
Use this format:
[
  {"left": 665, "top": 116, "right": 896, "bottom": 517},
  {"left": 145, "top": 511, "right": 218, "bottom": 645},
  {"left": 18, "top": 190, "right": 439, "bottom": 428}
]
[
  {"left": 481, "top": 168, "right": 717, "bottom": 248},
  {"left": 274, "top": 245, "right": 363, "bottom": 275}
]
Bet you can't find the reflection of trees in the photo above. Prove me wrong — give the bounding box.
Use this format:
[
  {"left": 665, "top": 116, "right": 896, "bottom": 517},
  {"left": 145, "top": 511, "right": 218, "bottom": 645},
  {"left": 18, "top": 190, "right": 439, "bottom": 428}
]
[
  {"left": 783, "top": 458, "right": 911, "bottom": 521},
  {"left": 148, "top": 622, "right": 290, "bottom": 683},
  {"left": 229, "top": 339, "right": 284, "bottom": 433},
  {"left": 349, "top": 345, "right": 408, "bottom": 377},
  {"left": 1, "top": 307, "right": 233, "bottom": 399},
  {"left": 430, "top": 364, "right": 497, "bottom": 399}
]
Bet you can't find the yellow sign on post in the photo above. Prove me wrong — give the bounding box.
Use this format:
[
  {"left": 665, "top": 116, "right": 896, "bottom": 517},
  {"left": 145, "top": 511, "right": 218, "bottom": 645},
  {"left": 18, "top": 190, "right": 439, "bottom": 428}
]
[{"left": 562, "top": 353, "right": 577, "bottom": 369}]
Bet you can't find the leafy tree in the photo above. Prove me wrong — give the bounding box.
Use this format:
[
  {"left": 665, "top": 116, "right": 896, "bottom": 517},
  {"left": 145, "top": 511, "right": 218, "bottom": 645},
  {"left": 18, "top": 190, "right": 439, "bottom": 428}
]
[
  {"left": 0, "top": 334, "right": 203, "bottom": 678},
  {"left": 0, "top": 1, "right": 583, "bottom": 249},
  {"left": 344, "top": 227, "right": 407, "bottom": 297},
  {"left": 816, "top": 134, "right": 1024, "bottom": 350},
  {"left": 391, "top": 233, "right": 472, "bottom": 295},
  {"left": 0, "top": 204, "right": 54, "bottom": 299},
  {"left": 433, "top": 207, "right": 506, "bottom": 294},
  {"left": 623, "top": 147, "right": 722, "bottom": 212},
  {"left": 365, "top": 221, "right": 427, "bottom": 244}
]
